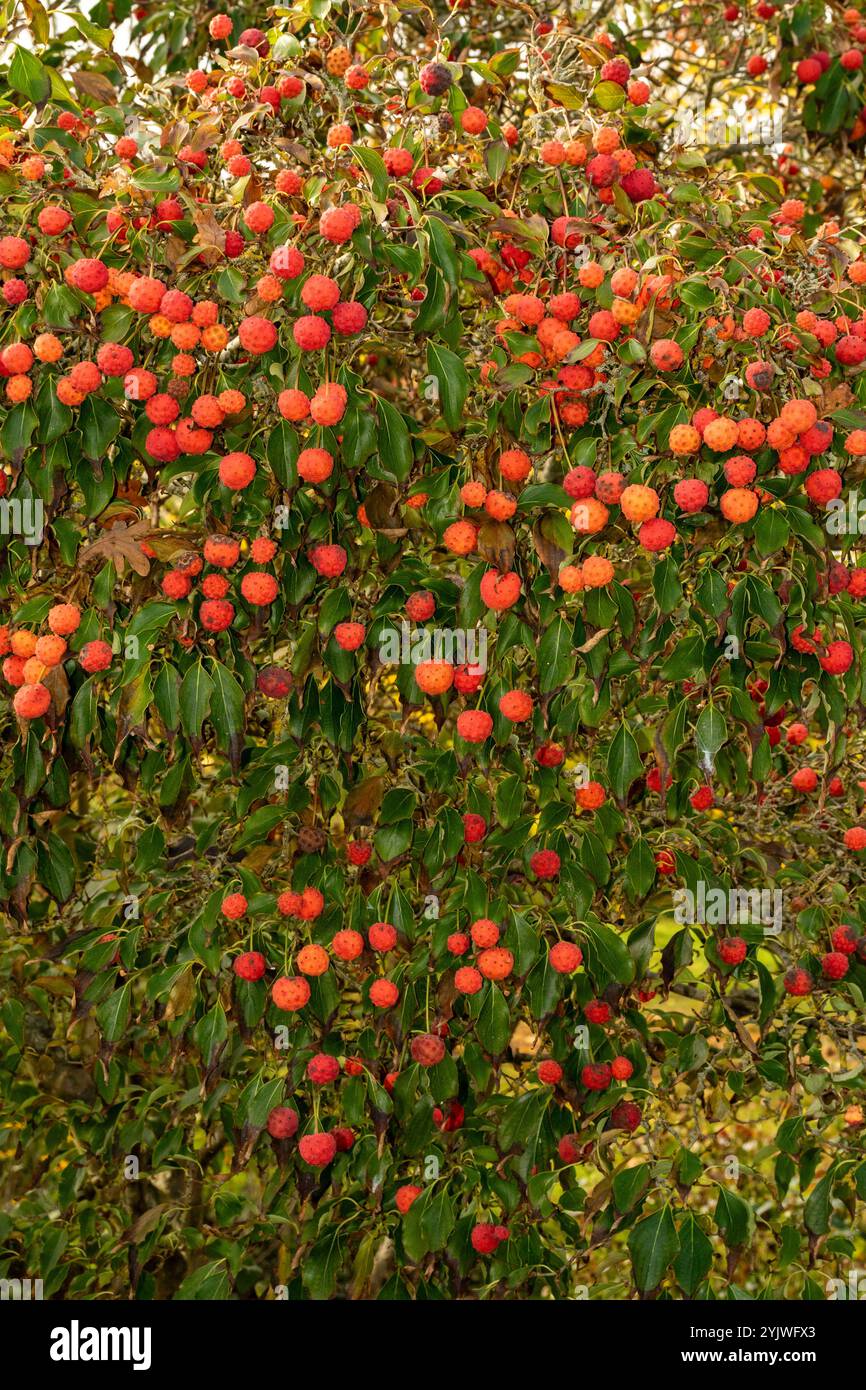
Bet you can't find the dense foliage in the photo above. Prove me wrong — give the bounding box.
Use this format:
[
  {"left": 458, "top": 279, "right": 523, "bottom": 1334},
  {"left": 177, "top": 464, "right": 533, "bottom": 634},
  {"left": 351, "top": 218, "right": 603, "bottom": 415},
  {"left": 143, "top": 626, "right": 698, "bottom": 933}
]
[{"left": 2, "top": 0, "right": 866, "bottom": 1302}]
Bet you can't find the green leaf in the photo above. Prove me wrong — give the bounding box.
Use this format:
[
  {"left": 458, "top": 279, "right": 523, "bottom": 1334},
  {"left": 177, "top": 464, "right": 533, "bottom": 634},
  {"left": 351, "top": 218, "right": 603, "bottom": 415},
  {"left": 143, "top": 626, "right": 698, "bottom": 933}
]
[
  {"left": 421, "top": 1185, "right": 456, "bottom": 1250},
  {"left": 9, "top": 46, "right": 51, "bottom": 103},
  {"left": 376, "top": 397, "right": 413, "bottom": 482},
  {"left": 426, "top": 342, "right": 469, "bottom": 431},
  {"left": 652, "top": 556, "right": 682, "bottom": 614},
  {"left": 194, "top": 1004, "right": 227, "bottom": 1067},
  {"left": 754, "top": 508, "right": 790, "bottom": 556},
  {"left": 96, "top": 983, "right": 131, "bottom": 1043},
  {"left": 232, "top": 805, "right": 285, "bottom": 852},
  {"left": 613, "top": 1163, "right": 650, "bottom": 1212},
  {"left": 302, "top": 1231, "right": 345, "bottom": 1299},
  {"left": 608, "top": 721, "right": 642, "bottom": 802},
  {"left": 628, "top": 1205, "right": 680, "bottom": 1293},
  {"left": 803, "top": 1170, "right": 834, "bottom": 1237},
  {"left": 714, "top": 1186, "right": 755, "bottom": 1248},
  {"left": 208, "top": 660, "right": 246, "bottom": 764},
  {"left": 351, "top": 144, "right": 388, "bottom": 200},
  {"left": 154, "top": 663, "right": 181, "bottom": 730},
  {"left": 179, "top": 661, "right": 214, "bottom": 739},
  {"left": 79, "top": 395, "right": 121, "bottom": 461},
  {"left": 425, "top": 215, "right": 460, "bottom": 290},
  {"left": 36, "top": 834, "right": 75, "bottom": 901},
  {"left": 673, "top": 1213, "right": 713, "bottom": 1295},
  {"left": 134, "top": 824, "right": 165, "bottom": 874},
  {"left": 1, "top": 402, "right": 39, "bottom": 463},
  {"left": 474, "top": 983, "right": 511, "bottom": 1055},
  {"left": 68, "top": 676, "right": 98, "bottom": 748},
  {"left": 625, "top": 838, "right": 655, "bottom": 898},
  {"left": 537, "top": 616, "right": 575, "bottom": 693},
  {"left": 582, "top": 920, "right": 635, "bottom": 985},
  {"left": 695, "top": 704, "right": 727, "bottom": 774},
  {"left": 266, "top": 421, "right": 299, "bottom": 487},
  {"left": 176, "top": 1259, "right": 231, "bottom": 1300}
]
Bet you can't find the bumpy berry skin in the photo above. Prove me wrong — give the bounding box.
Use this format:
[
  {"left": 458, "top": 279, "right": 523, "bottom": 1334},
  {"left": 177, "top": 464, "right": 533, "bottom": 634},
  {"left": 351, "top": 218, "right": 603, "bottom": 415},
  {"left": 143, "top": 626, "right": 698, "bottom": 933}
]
[
  {"left": 241, "top": 573, "right": 279, "bottom": 606},
  {"left": 272, "top": 976, "right": 311, "bottom": 1011},
  {"left": 831, "top": 925, "right": 858, "bottom": 955},
  {"left": 332, "top": 929, "right": 364, "bottom": 961},
  {"left": 469, "top": 919, "right": 497, "bottom": 952},
  {"left": 558, "top": 1134, "right": 582, "bottom": 1163},
  {"left": 457, "top": 710, "right": 493, "bottom": 743},
  {"left": 298, "top": 1132, "right": 337, "bottom": 1167},
  {"left": 478, "top": 947, "right": 513, "bottom": 981},
  {"left": 581, "top": 1062, "right": 612, "bottom": 1091},
  {"left": 718, "top": 936, "right": 747, "bottom": 965},
  {"left": 14, "top": 684, "right": 51, "bottom": 719},
  {"left": 396, "top": 1184, "right": 422, "bottom": 1213},
  {"left": 610, "top": 1101, "right": 642, "bottom": 1133},
  {"left": 200, "top": 600, "right": 235, "bottom": 632},
  {"left": 419, "top": 62, "right": 452, "bottom": 96},
  {"left": 267, "top": 1106, "right": 299, "bottom": 1139},
  {"left": 783, "top": 967, "right": 814, "bottom": 997},
  {"left": 537, "top": 1059, "right": 563, "bottom": 1085},
  {"left": 455, "top": 966, "right": 483, "bottom": 995},
  {"left": 480, "top": 569, "right": 521, "bottom": 610},
  {"left": 233, "top": 951, "right": 266, "bottom": 981},
  {"left": 416, "top": 660, "right": 453, "bottom": 695},
  {"left": 369, "top": 978, "right": 399, "bottom": 1008},
  {"left": 310, "top": 544, "right": 348, "bottom": 578},
  {"left": 690, "top": 785, "right": 714, "bottom": 811},
  {"left": 80, "top": 640, "right": 114, "bottom": 673},
  {"left": 257, "top": 666, "right": 292, "bottom": 698},
  {"left": 822, "top": 951, "right": 849, "bottom": 981},
  {"left": 368, "top": 921, "right": 398, "bottom": 951},
  {"left": 410, "top": 1033, "right": 446, "bottom": 1066},
  {"left": 219, "top": 452, "right": 256, "bottom": 490},
  {"left": 549, "top": 941, "right": 582, "bottom": 974},
  {"left": 221, "top": 892, "right": 247, "bottom": 920},
  {"left": 48, "top": 603, "right": 81, "bottom": 637},
  {"left": 307, "top": 1052, "right": 341, "bottom": 1084},
  {"left": 531, "top": 849, "right": 560, "bottom": 879},
  {"left": 297, "top": 944, "right": 329, "bottom": 976},
  {"left": 332, "top": 1126, "right": 355, "bottom": 1152},
  {"left": 821, "top": 641, "right": 853, "bottom": 676},
  {"left": 471, "top": 1222, "right": 504, "bottom": 1254}
]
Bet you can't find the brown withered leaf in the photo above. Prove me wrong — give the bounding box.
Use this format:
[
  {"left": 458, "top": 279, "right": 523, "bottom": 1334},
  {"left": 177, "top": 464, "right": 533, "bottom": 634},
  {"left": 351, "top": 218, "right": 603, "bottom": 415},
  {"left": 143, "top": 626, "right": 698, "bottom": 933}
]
[
  {"left": 364, "top": 483, "right": 406, "bottom": 537},
  {"left": 489, "top": 213, "right": 548, "bottom": 245},
  {"left": 163, "top": 967, "right": 195, "bottom": 1021},
  {"left": 190, "top": 204, "right": 226, "bottom": 261},
  {"left": 43, "top": 663, "right": 71, "bottom": 720},
  {"left": 78, "top": 519, "right": 152, "bottom": 577},
  {"left": 120, "top": 1203, "right": 175, "bottom": 1245},
  {"left": 137, "top": 529, "right": 201, "bottom": 562},
  {"left": 72, "top": 70, "right": 118, "bottom": 105},
  {"left": 161, "top": 234, "right": 188, "bottom": 272},
  {"left": 343, "top": 776, "right": 386, "bottom": 830},
  {"left": 532, "top": 511, "right": 570, "bottom": 576},
  {"left": 225, "top": 44, "right": 261, "bottom": 64},
  {"left": 476, "top": 519, "right": 516, "bottom": 572},
  {"left": 818, "top": 382, "right": 856, "bottom": 416},
  {"left": 240, "top": 843, "right": 279, "bottom": 874},
  {"left": 187, "top": 120, "right": 222, "bottom": 155},
  {"left": 242, "top": 169, "right": 264, "bottom": 207},
  {"left": 160, "top": 119, "right": 189, "bottom": 151},
  {"left": 272, "top": 139, "right": 312, "bottom": 165}
]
